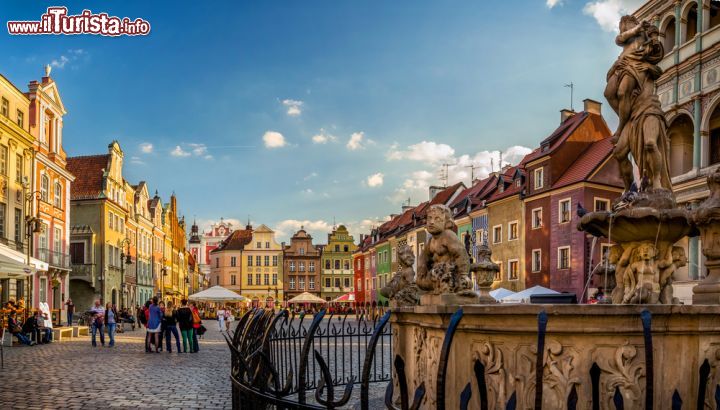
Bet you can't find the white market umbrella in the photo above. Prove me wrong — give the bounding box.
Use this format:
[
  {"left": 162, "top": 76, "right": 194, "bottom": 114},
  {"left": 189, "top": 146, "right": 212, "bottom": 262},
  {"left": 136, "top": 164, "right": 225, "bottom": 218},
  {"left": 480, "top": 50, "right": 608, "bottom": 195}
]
[
  {"left": 0, "top": 252, "right": 36, "bottom": 279},
  {"left": 489, "top": 287, "right": 515, "bottom": 301},
  {"left": 188, "top": 286, "right": 246, "bottom": 302},
  {"left": 500, "top": 285, "right": 559, "bottom": 304},
  {"left": 287, "top": 292, "right": 327, "bottom": 304}
]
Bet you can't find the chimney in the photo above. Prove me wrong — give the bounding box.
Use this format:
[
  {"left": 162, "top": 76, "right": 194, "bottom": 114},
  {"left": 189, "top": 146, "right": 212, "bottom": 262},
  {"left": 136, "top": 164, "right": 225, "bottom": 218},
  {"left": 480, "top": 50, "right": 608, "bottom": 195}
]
[
  {"left": 560, "top": 109, "right": 575, "bottom": 124},
  {"left": 401, "top": 205, "right": 414, "bottom": 212},
  {"left": 583, "top": 98, "right": 602, "bottom": 116},
  {"left": 429, "top": 186, "right": 444, "bottom": 200}
]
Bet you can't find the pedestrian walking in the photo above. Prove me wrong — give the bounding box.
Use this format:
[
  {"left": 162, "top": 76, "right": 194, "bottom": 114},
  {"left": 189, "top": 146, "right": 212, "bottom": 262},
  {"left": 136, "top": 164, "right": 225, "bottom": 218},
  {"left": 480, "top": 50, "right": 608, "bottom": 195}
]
[
  {"left": 65, "top": 298, "right": 75, "bottom": 326},
  {"left": 146, "top": 297, "right": 162, "bottom": 353},
  {"left": 217, "top": 305, "right": 226, "bottom": 332},
  {"left": 89, "top": 300, "right": 105, "bottom": 347},
  {"left": 105, "top": 303, "right": 118, "bottom": 347},
  {"left": 225, "top": 308, "right": 234, "bottom": 332},
  {"left": 158, "top": 301, "right": 166, "bottom": 352},
  {"left": 177, "top": 299, "right": 194, "bottom": 353},
  {"left": 190, "top": 301, "right": 202, "bottom": 353},
  {"left": 163, "top": 301, "right": 181, "bottom": 353}
]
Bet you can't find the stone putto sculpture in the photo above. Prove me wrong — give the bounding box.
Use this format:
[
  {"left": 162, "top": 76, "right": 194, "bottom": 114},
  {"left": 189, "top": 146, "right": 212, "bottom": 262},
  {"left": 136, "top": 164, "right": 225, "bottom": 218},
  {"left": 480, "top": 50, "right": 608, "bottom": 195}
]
[
  {"left": 416, "top": 204, "right": 479, "bottom": 305},
  {"left": 380, "top": 245, "right": 421, "bottom": 307},
  {"left": 692, "top": 168, "right": 720, "bottom": 304}
]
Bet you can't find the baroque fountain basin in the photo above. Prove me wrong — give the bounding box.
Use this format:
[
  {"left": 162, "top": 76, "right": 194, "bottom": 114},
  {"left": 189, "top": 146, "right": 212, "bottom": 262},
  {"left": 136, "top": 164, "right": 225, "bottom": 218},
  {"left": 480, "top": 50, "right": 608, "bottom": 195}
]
[{"left": 577, "top": 207, "right": 695, "bottom": 243}]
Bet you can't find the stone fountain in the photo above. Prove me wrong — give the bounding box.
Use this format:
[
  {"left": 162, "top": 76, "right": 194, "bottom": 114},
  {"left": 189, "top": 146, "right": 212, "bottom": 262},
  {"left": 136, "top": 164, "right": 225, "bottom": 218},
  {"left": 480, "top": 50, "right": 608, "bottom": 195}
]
[{"left": 386, "top": 16, "right": 720, "bottom": 409}]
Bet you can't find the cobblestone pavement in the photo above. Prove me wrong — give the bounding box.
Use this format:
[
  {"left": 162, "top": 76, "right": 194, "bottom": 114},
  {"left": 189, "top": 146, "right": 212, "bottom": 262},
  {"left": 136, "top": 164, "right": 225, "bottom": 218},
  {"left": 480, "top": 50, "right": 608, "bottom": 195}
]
[{"left": 0, "top": 322, "right": 230, "bottom": 409}]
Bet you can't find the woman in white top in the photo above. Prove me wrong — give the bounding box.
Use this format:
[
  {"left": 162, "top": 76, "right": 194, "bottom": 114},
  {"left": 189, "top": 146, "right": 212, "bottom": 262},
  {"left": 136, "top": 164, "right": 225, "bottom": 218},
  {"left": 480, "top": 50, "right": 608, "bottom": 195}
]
[
  {"left": 39, "top": 301, "right": 53, "bottom": 342},
  {"left": 216, "top": 306, "right": 226, "bottom": 332}
]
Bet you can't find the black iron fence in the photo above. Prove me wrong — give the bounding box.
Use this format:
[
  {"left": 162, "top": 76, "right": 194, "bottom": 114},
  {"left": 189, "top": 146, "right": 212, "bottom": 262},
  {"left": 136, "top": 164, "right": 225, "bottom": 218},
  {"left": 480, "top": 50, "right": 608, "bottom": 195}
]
[
  {"left": 229, "top": 308, "right": 719, "bottom": 409},
  {"left": 227, "top": 308, "right": 392, "bottom": 409}
]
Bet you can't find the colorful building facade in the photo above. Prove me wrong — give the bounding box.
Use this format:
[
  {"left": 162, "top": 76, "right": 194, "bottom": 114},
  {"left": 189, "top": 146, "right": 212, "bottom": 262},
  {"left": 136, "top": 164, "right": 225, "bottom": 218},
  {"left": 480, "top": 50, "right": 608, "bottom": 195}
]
[
  {"left": 320, "top": 225, "right": 356, "bottom": 301},
  {"left": 283, "top": 227, "right": 321, "bottom": 301}
]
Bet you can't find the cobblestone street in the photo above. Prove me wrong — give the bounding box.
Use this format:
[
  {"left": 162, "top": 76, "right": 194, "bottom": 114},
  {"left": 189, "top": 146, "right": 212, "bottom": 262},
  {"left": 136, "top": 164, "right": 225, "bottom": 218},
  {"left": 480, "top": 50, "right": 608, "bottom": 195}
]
[{"left": 0, "top": 322, "right": 230, "bottom": 410}]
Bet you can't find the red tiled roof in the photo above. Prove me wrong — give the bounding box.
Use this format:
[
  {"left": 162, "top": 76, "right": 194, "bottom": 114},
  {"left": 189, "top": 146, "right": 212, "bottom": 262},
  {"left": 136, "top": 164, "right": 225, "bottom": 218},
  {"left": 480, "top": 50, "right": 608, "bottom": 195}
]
[
  {"left": 522, "top": 112, "right": 588, "bottom": 164},
  {"left": 552, "top": 137, "right": 614, "bottom": 189},
  {"left": 430, "top": 182, "right": 464, "bottom": 206},
  {"left": 67, "top": 155, "right": 110, "bottom": 200},
  {"left": 212, "top": 228, "right": 253, "bottom": 252}
]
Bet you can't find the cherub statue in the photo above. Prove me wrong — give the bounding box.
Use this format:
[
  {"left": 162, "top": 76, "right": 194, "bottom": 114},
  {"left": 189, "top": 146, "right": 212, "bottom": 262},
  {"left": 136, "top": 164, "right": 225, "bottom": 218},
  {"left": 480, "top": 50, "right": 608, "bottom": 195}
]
[
  {"left": 380, "top": 245, "right": 421, "bottom": 306},
  {"left": 416, "top": 204, "right": 474, "bottom": 296},
  {"left": 658, "top": 246, "right": 686, "bottom": 304},
  {"left": 592, "top": 245, "right": 624, "bottom": 303},
  {"left": 623, "top": 243, "right": 660, "bottom": 304}
]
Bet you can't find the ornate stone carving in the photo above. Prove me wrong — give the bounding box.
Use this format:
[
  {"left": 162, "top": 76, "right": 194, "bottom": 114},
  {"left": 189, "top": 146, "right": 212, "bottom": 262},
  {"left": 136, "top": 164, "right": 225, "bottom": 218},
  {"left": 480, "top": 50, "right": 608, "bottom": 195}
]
[
  {"left": 416, "top": 204, "right": 478, "bottom": 305},
  {"left": 470, "top": 244, "right": 500, "bottom": 304},
  {"left": 413, "top": 327, "right": 427, "bottom": 393},
  {"left": 380, "top": 244, "right": 421, "bottom": 307},
  {"left": 424, "top": 335, "right": 441, "bottom": 407},
  {"left": 541, "top": 341, "right": 580, "bottom": 408},
  {"left": 693, "top": 168, "right": 720, "bottom": 304},
  {"left": 472, "top": 342, "right": 510, "bottom": 409},
  {"left": 596, "top": 343, "right": 645, "bottom": 409}
]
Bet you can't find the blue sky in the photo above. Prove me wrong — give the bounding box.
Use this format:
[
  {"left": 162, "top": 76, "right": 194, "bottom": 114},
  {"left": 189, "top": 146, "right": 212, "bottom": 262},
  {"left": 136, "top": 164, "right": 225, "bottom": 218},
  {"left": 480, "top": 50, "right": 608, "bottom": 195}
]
[{"left": 2, "top": 0, "right": 641, "bottom": 241}]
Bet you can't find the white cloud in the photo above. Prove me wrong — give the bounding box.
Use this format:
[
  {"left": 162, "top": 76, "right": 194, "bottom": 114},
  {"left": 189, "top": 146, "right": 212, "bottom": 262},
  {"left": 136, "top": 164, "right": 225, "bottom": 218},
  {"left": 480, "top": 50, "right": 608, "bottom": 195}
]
[
  {"left": 188, "top": 143, "right": 208, "bottom": 156},
  {"left": 303, "top": 172, "right": 318, "bottom": 181},
  {"left": 582, "top": 0, "right": 644, "bottom": 32},
  {"left": 301, "top": 188, "right": 314, "bottom": 194},
  {"left": 546, "top": 0, "right": 563, "bottom": 7},
  {"left": 170, "top": 146, "right": 191, "bottom": 157},
  {"left": 139, "top": 143, "right": 153, "bottom": 154},
  {"left": 130, "top": 156, "right": 144, "bottom": 165},
  {"left": 50, "top": 49, "right": 86, "bottom": 69},
  {"left": 366, "top": 173, "right": 384, "bottom": 187},
  {"left": 263, "top": 131, "right": 287, "bottom": 148},
  {"left": 387, "top": 141, "right": 456, "bottom": 163},
  {"left": 282, "top": 99, "right": 303, "bottom": 117},
  {"left": 273, "top": 219, "right": 333, "bottom": 242},
  {"left": 312, "top": 129, "right": 337, "bottom": 144},
  {"left": 346, "top": 132, "right": 368, "bottom": 151}
]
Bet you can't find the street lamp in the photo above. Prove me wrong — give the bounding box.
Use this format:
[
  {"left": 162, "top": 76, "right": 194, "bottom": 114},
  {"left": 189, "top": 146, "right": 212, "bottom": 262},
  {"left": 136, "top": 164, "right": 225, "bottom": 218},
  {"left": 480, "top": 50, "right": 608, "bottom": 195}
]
[
  {"left": 21, "top": 180, "right": 43, "bottom": 316},
  {"left": 119, "top": 237, "right": 132, "bottom": 309},
  {"left": 161, "top": 257, "right": 167, "bottom": 300}
]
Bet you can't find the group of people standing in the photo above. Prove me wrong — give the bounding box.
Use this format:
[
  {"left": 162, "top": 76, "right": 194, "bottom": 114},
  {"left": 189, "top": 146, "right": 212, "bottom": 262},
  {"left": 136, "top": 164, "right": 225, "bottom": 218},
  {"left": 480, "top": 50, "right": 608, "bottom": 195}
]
[{"left": 137, "top": 297, "right": 204, "bottom": 353}]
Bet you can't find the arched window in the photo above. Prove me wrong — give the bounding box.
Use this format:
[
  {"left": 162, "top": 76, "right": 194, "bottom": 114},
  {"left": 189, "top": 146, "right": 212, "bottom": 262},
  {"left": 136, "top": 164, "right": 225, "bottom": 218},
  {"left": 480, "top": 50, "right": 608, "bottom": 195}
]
[
  {"left": 708, "top": 102, "right": 720, "bottom": 166},
  {"left": 711, "top": 1, "right": 720, "bottom": 30},
  {"left": 664, "top": 17, "right": 676, "bottom": 53},
  {"left": 667, "top": 114, "right": 694, "bottom": 176},
  {"left": 686, "top": 4, "right": 698, "bottom": 42},
  {"left": 54, "top": 182, "right": 62, "bottom": 208},
  {"left": 40, "top": 174, "right": 49, "bottom": 202}
]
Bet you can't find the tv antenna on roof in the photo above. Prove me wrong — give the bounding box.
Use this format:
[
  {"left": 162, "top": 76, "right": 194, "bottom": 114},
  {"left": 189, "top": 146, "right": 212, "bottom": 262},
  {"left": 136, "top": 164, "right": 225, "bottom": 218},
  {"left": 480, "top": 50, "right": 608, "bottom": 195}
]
[
  {"left": 466, "top": 164, "right": 481, "bottom": 184},
  {"left": 564, "top": 82, "right": 574, "bottom": 111},
  {"left": 439, "top": 162, "right": 456, "bottom": 187}
]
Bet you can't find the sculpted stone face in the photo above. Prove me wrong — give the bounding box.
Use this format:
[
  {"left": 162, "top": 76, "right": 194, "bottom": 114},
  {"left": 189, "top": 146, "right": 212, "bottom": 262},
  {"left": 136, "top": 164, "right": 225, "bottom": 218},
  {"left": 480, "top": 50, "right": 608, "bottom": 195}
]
[
  {"left": 426, "top": 208, "right": 446, "bottom": 235},
  {"left": 638, "top": 244, "right": 655, "bottom": 261}
]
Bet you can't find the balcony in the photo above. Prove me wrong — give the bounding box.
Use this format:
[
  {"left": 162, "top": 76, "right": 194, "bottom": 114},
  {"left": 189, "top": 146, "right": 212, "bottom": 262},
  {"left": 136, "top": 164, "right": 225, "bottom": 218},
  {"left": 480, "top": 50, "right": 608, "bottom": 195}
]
[
  {"left": 70, "top": 263, "right": 95, "bottom": 284},
  {"left": 37, "top": 248, "right": 71, "bottom": 270}
]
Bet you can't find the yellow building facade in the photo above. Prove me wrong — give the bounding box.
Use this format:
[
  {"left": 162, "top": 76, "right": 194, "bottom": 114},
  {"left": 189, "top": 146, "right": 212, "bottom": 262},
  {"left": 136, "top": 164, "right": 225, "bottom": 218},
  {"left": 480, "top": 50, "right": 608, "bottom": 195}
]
[{"left": 240, "top": 224, "right": 283, "bottom": 307}]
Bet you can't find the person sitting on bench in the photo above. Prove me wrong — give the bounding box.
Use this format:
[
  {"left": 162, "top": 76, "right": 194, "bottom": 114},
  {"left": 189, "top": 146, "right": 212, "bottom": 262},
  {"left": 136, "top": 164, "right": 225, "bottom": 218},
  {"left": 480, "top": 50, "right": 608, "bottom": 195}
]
[
  {"left": 7, "top": 311, "right": 35, "bottom": 346},
  {"left": 21, "top": 311, "right": 42, "bottom": 344}
]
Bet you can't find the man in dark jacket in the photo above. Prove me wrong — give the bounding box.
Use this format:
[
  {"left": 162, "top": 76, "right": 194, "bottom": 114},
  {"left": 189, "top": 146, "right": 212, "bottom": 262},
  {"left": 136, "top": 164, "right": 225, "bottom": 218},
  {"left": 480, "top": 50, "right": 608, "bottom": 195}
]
[
  {"left": 22, "top": 312, "right": 42, "bottom": 344},
  {"left": 8, "top": 311, "right": 34, "bottom": 346},
  {"left": 176, "top": 299, "right": 194, "bottom": 353}
]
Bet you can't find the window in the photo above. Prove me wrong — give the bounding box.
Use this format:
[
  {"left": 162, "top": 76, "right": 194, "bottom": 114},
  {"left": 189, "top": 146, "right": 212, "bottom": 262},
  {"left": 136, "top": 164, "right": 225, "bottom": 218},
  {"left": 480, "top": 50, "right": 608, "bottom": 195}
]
[
  {"left": 39, "top": 277, "right": 47, "bottom": 303},
  {"left": 0, "top": 98, "right": 8, "bottom": 117},
  {"left": 309, "top": 277, "right": 315, "bottom": 290},
  {"left": 255, "top": 273, "right": 261, "bottom": 285},
  {"left": 15, "top": 154, "right": 22, "bottom": 183},
  {"left": 558, "top": 246, "right": 570, "bottom": 269},
  {"left": 264, "top": 274, "right": 269, "bottom": 285},
  {"left": 0, "top": 145, "right": 7, "bottom": 176},
  {"left": 532, "top": 249, "right": 541, "bottom": 273},
  {"left": 216, "top": 258, "right": 219, "bottom": 268},
  {"left": 334, "top": 278, "right": 340, "bottom": 288},
  {"left": 299, "top": 262, "right": 305, "bottom": 272},
  {"left": 14, "top": 208, "right": 21, "bottom": 244},
  {"left": 493, "top": 225, "right": 502, "bottom": 244},
  {"left": 391, "top": 248, "right": 396, "bottom": 262},
  {"left": 325, "top": 260, "right": 331, "bottom": 269},
  {"left": 325, "top": 278, "right": 331, "bottom": 288},
  {"left": 230, "top": 256, "right": 236, "bottom": 267},
  {"left": 559, "top": 199, "right": 571, "bottom": 223},
  {"left": 494, "top": 262, "right": 502, "bottom": 281},
  {"left": 356, "top": 259, "right": 360, "bottom": 269},
  {"left": 344, "top": 245, "right": 349, "bottom": 252},
  {"left": 309, "top": 261, "right": 315, "bottom": 272},
  {"left": 334, "top": 260, "right": 340, "bottom": 269},
  {"left": 54, "top": 182, "right": 62, "bottom": 208},
  {"left": 272, "top": 274, "right": 277, "bottom": 285},
  {"left": 289, "top": 277, "right": 295, "bottom": 289},
  {"left": 16, "top": 110, "right": 23, "bottom": 128},
  {"left": 256, "top": 242, "right": 261, "bottom": 249},
  {"left": 299, "top": 277, "right": 305, "bottom": 289},
  {"left": 231, "top": 275, "right": 237, "bottom": 286},
  {"left": 70, "top": 242, "right": 84, "bottom": 264},
  {"left": 344, "top": 260, "right": 350, "bottom": 270},
  {"left": 54, "top": 227, "right": 61, "bottom": 254},
  {"left": 256, "top": 255, "right": 261, "bottom": 266},
  {"left": 534, "top": 167, "right": 544, "bottom": 189},
  {"left": 344, "top": 278, "right": 350, "bottom": 288},
  {"left": 114, "top": 215, "right": 119, "bottom": 233},
  {"left": 265, "top": 241, "right": 270, "bottom": 249},
  {"left": 357, "top": 279, "right": 362, "bottom": 292},
  {"left": 40, "top": 175, "right": 49, "bottom": 202},
  {"left": 247, "top": 274, "right": 253, "bottom": 285},
  {"left": 334, "top": 245, "right": 340, "bottom": 252},
  {"left": 0, "top": 203, "right": 6, "bottom": 239},
  {"left": 508, "top": 221, "right": 518, "bottom": 241},
  {"left": 264, "top": 255, "right": 270, "bottom": 266},
  {"left": 273, "top": 255, "right": 278, "bottom": 266},
  {"left": 508, "top": 260, "right": 519, "bottom": 280},
  {"left": 247, "top": 255, "right": 253, "bottom": 266},
  {"left": 289, "top": 261, "right": 296, "bottom": 272},
  {"left": 119, "top": 218, "right": 124, "bottom": 234},
  {"left": 594, "top": 198, "right": 610, "bottom": 212},
  {"left": 531, "top": 208, "right": 542, "bottom": 229}
]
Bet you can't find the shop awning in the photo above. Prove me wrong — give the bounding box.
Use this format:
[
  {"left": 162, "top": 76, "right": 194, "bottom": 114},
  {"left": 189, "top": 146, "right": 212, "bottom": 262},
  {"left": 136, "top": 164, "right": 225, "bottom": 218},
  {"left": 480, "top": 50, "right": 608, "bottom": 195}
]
[
  {"left": 0, "top": 245, "right": 48, "bottom": 272},
  {"left": 0, "top": 252, "right": 37, "bottom": 279},
  {"left": 330, "top": 293, "right": 355, "bottom": 303}
]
